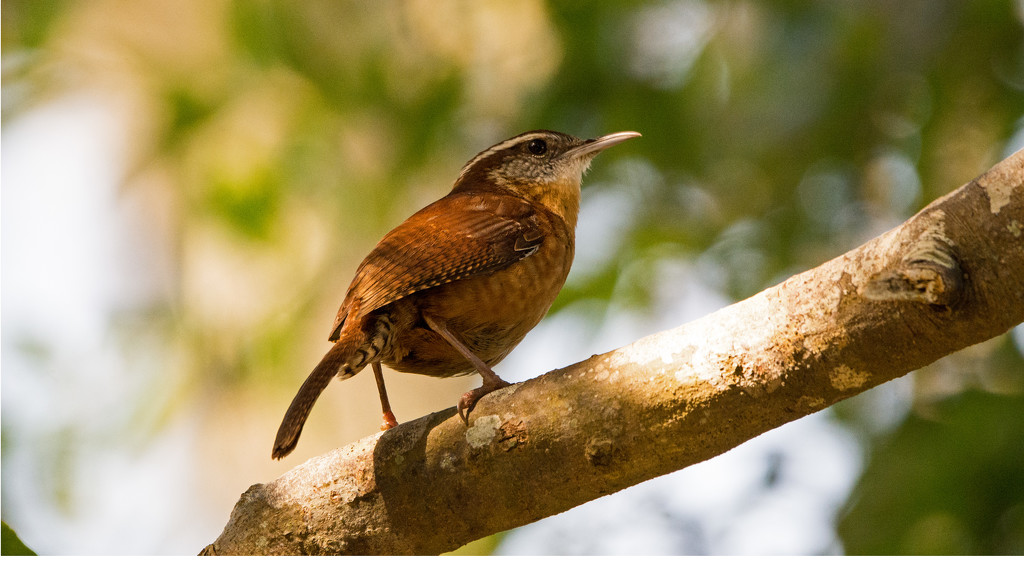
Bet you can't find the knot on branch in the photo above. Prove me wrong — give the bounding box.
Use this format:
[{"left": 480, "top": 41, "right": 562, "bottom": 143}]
[{"left": 862, "top": 234, "right": 964, "bottom": 309}]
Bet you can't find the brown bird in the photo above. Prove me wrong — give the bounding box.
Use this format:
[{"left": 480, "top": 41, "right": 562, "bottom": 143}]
[{"left": 272, "top": 129, "right": 640, "bottom": 459}]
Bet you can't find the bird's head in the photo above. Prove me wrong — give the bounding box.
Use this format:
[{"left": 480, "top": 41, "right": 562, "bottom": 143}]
[{"left": 452, "top": 130, "right": 641, "bottom": 228}]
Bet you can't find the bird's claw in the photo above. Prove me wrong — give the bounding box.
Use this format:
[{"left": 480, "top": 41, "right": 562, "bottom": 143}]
[{"left": 457, "top": 379, "right": 512, "bottom": 425}]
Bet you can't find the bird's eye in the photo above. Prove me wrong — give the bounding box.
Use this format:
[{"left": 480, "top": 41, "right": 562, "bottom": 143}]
[{"left": 527, "top": 138, "right": 548, "bottom": 156}]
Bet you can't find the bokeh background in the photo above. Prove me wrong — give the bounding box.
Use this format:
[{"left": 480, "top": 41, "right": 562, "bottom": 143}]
[{"left": 3, "top": 0, "right": 1024, "bottom": 555}]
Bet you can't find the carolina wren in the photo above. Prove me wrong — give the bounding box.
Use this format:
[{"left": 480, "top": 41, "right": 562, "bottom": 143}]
[{"left": 272, "top": 129, "right": 640, "bottom": 459}]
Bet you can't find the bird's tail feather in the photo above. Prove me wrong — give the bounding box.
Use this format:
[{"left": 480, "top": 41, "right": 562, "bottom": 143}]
[{"left": 271, "top": 335, "right": 377, "bottom": 460}]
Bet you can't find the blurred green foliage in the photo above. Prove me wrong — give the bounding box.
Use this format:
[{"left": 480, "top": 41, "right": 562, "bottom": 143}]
[
  {"left": 1, "top": 521, "right": 37, "bottom": 556},
  {"left": 2, "top": 0, "right": 1022, "bottom": 555},
  {"left": 839, "top": 391, "right": 1024, "bottom": 554}
]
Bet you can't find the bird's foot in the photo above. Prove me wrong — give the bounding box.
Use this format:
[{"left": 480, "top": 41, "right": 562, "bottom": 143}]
[
  {"left": 457, "top": 378, "right": 512, "bottom": 425},
  {"left": 380, "top": 410, "right": 399, "bottom": 431}
]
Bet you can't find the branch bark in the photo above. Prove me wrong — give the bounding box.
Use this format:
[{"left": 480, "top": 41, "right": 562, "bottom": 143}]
[{"left": 202, "top": 149, "right": 1024, "bottom": 555}]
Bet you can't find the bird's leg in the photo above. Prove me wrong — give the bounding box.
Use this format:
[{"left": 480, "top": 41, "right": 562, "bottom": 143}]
[
  {"left": 422, "top": 313, "right": 511, "bottom": 424},
  {"left": 372, "top": 362, "right": 399, "bottom": 431}
]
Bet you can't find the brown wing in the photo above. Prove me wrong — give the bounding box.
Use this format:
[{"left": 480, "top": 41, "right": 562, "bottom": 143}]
[{"left": 329, "top": 191, "right": 545, "bottom": 341}]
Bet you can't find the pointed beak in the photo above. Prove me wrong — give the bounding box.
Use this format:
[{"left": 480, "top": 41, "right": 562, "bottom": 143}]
[{"left": 561, "top": 131, "right": 642, "bottom": 161}]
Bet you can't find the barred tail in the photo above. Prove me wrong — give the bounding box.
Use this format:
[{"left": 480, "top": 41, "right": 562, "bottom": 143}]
[{"left": 271, "top": 336, "right": 379, "bottom": 460}]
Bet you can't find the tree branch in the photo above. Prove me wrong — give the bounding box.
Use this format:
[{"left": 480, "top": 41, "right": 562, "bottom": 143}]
[{"left": 202, "top": 149, "right": 1024, "bottom": 555}]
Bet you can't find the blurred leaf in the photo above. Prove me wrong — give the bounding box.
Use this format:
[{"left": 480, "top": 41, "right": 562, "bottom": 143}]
[
  {"left": 1, "top": 0, "right": 69, "bottom": 50},
  {"left": 162, "top": 86, "right": 220, "bottom": 153},
  {"left": 204, "top": 168, "right": 281, "bottom": 240},
  {"left": 1, "top": 521, "right": 37, "bottom": 556},
  {"left": 444, "top": 531, "right": 505, "bottom": 556},
  {"left": 839, "top": 390, "right": 1024, "bottom": 555}
]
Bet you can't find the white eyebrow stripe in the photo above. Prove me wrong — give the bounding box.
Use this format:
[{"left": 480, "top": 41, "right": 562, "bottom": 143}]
[{"left": 455, "top": 132, "right": 550, "bottom": 183}]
